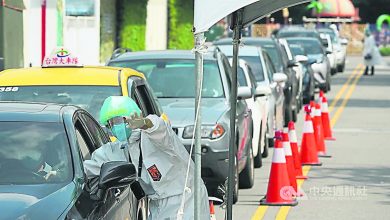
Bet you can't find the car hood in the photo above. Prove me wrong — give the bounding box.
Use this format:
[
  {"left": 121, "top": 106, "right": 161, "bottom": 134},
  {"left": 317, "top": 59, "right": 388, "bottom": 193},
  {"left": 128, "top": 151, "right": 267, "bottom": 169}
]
[
  {"left": 159, "top": 98, "right": 228, "bottom": 127},
  {"left": 0, "top": 182, "right": 76, "bottom": 219}
]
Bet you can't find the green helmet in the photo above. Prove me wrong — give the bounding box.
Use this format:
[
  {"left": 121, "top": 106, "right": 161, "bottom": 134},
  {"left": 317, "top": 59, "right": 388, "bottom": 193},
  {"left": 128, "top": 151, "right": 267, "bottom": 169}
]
[{"left": 99, "top": 96, "right": 141, "bottom": 125}]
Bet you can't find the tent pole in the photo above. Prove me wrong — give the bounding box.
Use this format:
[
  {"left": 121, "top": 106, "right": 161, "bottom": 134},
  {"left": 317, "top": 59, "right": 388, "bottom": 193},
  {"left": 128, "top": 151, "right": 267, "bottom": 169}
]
[
  {"left": 194, "top": 32, "right": 204, "bottom": 220},
  {"left": 227, "top": 10, "right": 242, "bottom": 220}
]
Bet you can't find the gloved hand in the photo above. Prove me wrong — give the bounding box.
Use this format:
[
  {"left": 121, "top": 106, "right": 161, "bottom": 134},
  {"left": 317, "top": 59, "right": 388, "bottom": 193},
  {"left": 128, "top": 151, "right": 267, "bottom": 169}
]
[{"left": 126, "top": 113, "right": 153, "bottom": 130}]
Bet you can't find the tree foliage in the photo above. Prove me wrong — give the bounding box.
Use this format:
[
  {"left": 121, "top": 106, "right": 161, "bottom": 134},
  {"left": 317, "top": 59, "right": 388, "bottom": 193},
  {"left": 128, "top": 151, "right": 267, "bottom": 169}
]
[
  {"left": 118, "top": 0, "right": 147, "bottom": 51},
  {"left": 168, "top": 0, "right": 194, "bottom": 49}
]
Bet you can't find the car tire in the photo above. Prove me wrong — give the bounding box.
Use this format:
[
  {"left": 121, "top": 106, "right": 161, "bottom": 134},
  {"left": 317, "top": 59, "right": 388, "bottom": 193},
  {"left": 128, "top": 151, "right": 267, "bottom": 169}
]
[
  {"left": 254, "top": 122, "right": 263, "bottom": 168},
  {"left": 254, "top": 134, "right": 263, "bottom": 168},
  {"left": 268, "top": 137, "right": 274, "bottom": 148},
  {"left": 261, "top": 127, "right": 269, "bottom": 158},
  {"left": 284, "top": 105, "right": 293, "bottom": 126},
  {"left": 239, "top": 147, "right": 255, "bottom": 189},
  {"left": 292, "top": 109, "right": 298, "bottom": 122},
  {"left": 233, "top": 156, "right": 239, "bottom": 204},
  {"left": 338, "top": 63, "right": 345, "bottom": 72}
]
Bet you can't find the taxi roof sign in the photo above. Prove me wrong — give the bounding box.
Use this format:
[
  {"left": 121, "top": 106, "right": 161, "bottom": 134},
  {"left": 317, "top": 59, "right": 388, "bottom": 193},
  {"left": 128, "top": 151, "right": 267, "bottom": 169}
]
[{"left": 42, "top": 47, "right": 83, "bottom": 68}]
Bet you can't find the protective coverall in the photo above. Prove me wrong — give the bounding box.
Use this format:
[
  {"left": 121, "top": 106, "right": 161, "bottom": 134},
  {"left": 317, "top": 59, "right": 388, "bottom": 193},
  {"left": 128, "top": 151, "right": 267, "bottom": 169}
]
[
  {"left": 84, "top": 115, "right": 210, "bottom": 220},
  {"left": 363, "top": 33, "right": 382, "bottom": 75}
]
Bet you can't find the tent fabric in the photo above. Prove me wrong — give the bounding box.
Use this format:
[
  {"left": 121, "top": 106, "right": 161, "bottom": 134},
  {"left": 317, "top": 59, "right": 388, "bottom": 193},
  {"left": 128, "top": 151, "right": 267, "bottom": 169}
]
[
  {"left": 194, "top": 0, "right": 310, "bottom": 34},
  {"left": 313, "top": 0, "right": 355, "bottom": 17},
  {"left": 240, "top": 0, "right": 311, "bottom": 27},
  {"left": 193, "top": 0, "right": 258, "bottom": 34}
]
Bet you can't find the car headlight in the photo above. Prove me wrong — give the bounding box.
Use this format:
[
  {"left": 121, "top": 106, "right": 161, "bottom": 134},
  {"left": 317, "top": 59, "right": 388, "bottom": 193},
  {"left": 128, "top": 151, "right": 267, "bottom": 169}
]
[{"left": 182, "top": 124, "right": 225, "bottom": 139}]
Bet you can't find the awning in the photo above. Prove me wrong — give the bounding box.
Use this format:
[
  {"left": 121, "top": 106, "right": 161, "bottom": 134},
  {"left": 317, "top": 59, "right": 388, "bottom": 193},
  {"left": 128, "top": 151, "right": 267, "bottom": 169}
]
[{"left": 194, "top": 0, "right": 310, "bottom": 34}]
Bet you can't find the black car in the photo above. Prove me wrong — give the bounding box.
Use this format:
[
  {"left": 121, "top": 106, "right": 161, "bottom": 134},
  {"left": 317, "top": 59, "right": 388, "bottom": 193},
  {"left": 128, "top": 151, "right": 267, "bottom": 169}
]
[
  {"left": 288, "top": 44, "right": 316, "bottom": 104},
  {"left": 0, "top": 102, "right": 147, "bottom": 220},
  {"left": 214, "top": 37, "right": 300, "bottom": 124}
]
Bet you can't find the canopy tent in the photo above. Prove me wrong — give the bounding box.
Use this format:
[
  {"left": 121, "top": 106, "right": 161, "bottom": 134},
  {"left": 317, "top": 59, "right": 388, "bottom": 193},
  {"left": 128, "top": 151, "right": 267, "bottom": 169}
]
[
  {"left": 194, "top": 0, "right": 311, "bottom": 34},
  {"left": 192, "top": 1, "right": 310, "bottom": 220},
  {"left": 313, "top": 0, "right": 356, "bottom": 17}
]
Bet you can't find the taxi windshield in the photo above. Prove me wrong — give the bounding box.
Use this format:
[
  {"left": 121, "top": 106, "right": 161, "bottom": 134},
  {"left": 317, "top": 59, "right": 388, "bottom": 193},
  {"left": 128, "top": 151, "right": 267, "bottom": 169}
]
[
  {"left": 110, "top": 60, "right": 224, "bottom": 98},
  {"left": 0, "top": 122, "right": 72, "bottom": 185},
  {"left": 0, "top": 86, "right": 121, "bottom": 119}
]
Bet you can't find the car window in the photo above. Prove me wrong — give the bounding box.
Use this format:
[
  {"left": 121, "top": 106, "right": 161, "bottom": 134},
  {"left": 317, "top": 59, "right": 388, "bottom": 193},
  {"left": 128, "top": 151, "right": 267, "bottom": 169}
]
[
  {"left": 246, "top": 65, "right": 257, "bottom": 89},
  {"left": 135, "top": 84, "right": 157, "bottom": 116},
  {"left": 80, "top": 113, "right": 109, "bottom": 148},
  {"left": 261, "top": 44, "right": 283, "bottom": 71},
  {"left": 237, "top": 66, "right": 247, "bottom": 87},
  {"left": 0, "top": 86, "right": 121, "bottom": 121},
  {"left": 76, "top": 129, "right": 91, "bottom": 160},
  {"left": 263, "top": 52, "right": 275, "bottom": 81},
  {"left": 236, "top": 56, "right": 265, "bottom": 82},
  {"left": 222, "top": 57, "right": 232, "bottom": 89},
  {"left": 75, "top": 120, "right": 94, "bottom": 160},
  {"left": 287, "top": 39, "right": 324, "bottom": 55},
  {"left": 113, "top": 59, "right": 225, "bottom": 98},
  {"left": 0, "top": 122, "right": 73, "bottom": 184}
]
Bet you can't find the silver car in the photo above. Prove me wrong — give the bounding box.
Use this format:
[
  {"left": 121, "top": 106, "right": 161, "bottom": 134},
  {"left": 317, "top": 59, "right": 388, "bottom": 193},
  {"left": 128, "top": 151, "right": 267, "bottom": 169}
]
[{"left": 108, "top": 50, "right": 254, "bottom": 202}]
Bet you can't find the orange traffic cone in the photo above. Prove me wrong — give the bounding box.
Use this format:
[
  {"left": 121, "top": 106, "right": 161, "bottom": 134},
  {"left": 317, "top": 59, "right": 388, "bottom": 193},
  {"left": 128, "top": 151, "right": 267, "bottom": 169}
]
[
  {"left": 282, "top": 128, "right": 298, "bottom": 194},
  {"left": 310, "top": 101, "right": 316, "bottom": 118},
  {"left": 288, "top": 121, "right": 308, "bottom": 179},
  {"left": 260, "top": 131, "right": 298, "bottom": 206},
  {"left": 300, "top": 106, "right": 322, "bottom": 166},
  {"left": 208, "top": 197, "right": 222, "bottom": 220},
  {"left": 321, "top": 96, "right": 336, "bottom": 141},
  {"left": 313, "top": 103, "right": 332, "bottom": 157},
  {"left": 209, "top": 200, "right": 216, "bottom": 220}
]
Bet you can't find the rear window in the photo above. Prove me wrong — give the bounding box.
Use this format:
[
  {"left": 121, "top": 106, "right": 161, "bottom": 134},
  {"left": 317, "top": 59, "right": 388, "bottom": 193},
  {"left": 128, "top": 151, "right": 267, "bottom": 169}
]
[
  {"left": 278, "top": 31, "right": 319, "bottom": 39},
  {"left": 286, "top": 39, "right": 323, "bottom": 55},
  {"left": 110, "top": 59, "right": 224, "bottom": 98}
]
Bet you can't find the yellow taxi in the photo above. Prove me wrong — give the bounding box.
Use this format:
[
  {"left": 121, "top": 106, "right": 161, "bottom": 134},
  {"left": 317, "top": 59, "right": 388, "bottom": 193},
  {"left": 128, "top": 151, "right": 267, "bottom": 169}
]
[{"left": 0, "top": 48, "right": 168, "bottom": 123}]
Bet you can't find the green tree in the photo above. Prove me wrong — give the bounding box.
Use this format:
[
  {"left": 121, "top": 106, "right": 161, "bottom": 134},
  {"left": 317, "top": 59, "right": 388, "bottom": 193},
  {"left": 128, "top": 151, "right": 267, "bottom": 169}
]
[
  {"left": 118, "top": 0, "right": 147, "bottom": 51},
  {"left": 168, "top": 0, "right": 194, "bottom": 49}
]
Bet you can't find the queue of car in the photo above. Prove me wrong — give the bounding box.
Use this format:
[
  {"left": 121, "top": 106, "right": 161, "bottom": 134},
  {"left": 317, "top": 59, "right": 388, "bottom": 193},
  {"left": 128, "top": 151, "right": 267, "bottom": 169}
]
[{"left": 0, "top": 24, "right": 346, "bottom": 218}]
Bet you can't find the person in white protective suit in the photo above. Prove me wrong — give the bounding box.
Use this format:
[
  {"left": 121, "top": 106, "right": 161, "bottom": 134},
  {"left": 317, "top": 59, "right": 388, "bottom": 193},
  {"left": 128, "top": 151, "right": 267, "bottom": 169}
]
[
  {"left": 83, "top": 96, "right": 210, "bottom": 220},
  {"left": 363, "top": 28, "right": 382, "bottom": 76}
]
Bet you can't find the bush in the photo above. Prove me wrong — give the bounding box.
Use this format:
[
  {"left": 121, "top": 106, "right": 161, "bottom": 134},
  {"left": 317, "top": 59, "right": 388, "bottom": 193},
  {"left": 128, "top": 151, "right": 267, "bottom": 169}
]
[
  {"left": 168, "top": 0, "right": 194, "bottom": 49},
  {"left": 379, "top": 47, "right": 390, "bottom": 56},
  {"left": 118, "top": 0, "right": 147, "bottom": 51}
]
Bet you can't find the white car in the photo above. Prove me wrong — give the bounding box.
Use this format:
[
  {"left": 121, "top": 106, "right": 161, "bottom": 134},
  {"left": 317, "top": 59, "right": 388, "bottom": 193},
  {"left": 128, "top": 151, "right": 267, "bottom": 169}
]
[
  {"left": 320, "top": 33, "right": 337, "bottom": 75},
  {"left": 317, "top": 27, "right": 348, "bottom": 72},
  {"left": 231, "top": 58, "right": 271, "bottom": 168},
  {"left": 216, "top": 44, "right": 286, "bottom": 167}
]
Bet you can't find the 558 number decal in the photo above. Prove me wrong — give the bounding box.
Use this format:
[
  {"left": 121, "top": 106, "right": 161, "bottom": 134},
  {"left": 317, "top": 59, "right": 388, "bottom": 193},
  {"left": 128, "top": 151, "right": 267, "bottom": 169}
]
[{"left": 0, "top": 87, "right": 19, "bottom": 92}]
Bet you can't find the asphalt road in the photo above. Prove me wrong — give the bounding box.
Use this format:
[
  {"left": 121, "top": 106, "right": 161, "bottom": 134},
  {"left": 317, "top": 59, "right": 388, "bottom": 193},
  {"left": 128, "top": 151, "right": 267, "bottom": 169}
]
[{"left": 215, "top": 56, "right": 390, "bottom": 220}]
